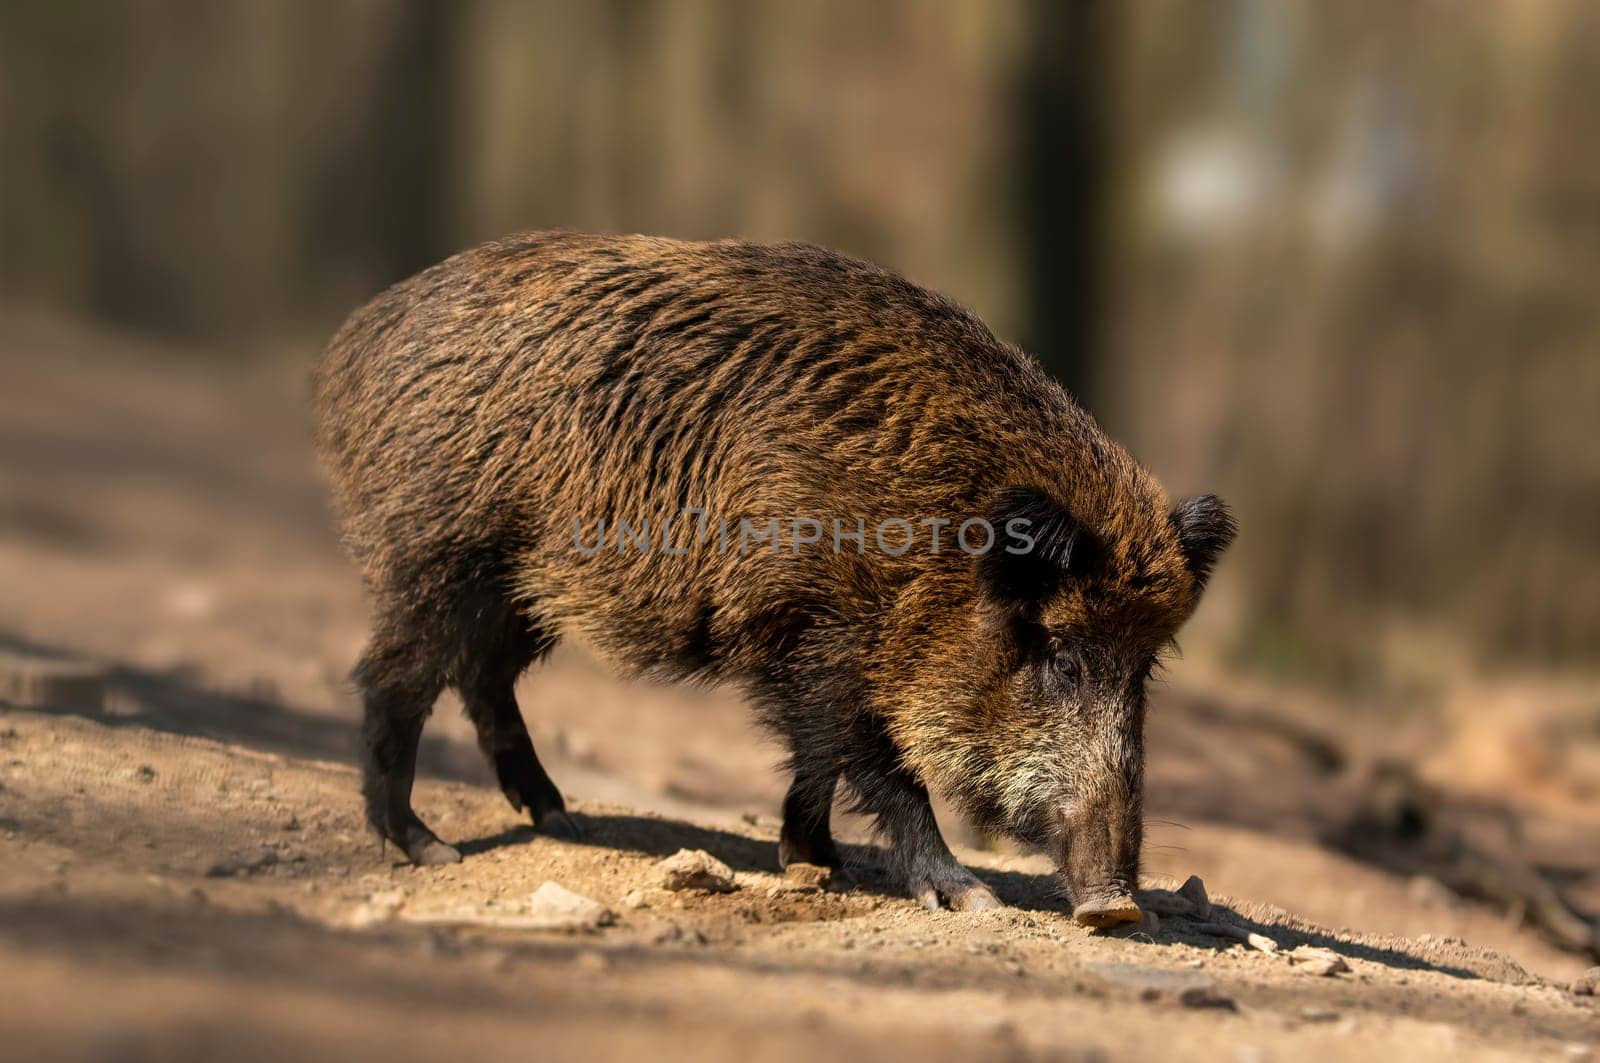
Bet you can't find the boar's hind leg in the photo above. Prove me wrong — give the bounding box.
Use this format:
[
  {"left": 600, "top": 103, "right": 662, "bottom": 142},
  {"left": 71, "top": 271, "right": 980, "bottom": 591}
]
[
  {"left": 356, "top": 627, "right": 457, "bottom": 866},
  {"left": 845, "top": 722, "right": 1002, "bottom": 913},
  {"left": 778, "top": 772, "right": 840, "bottom": 870},
  {"left": 454, "top": 595, "right": 580, "bottom": 841}
]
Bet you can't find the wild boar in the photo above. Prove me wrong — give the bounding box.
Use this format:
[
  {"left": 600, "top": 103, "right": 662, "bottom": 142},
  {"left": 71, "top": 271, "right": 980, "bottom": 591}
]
[{"left": 314, "top": 231, "right": 1235, "bottom": 924}]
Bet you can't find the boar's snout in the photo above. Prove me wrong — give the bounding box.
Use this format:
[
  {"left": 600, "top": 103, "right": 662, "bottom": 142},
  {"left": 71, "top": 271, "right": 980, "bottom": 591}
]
[{"left": 1059, "top": 792, "right": 1143, "bottom": 928}]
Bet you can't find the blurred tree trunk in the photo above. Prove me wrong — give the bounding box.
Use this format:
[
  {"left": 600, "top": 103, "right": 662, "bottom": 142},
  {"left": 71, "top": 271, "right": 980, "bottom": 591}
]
[{"left": 1018, "top": 0, "right": 1112, "bottom": 402}]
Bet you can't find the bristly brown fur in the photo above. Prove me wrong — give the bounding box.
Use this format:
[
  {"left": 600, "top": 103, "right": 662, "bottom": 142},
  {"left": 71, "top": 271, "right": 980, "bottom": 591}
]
[{"left": 314, "top": 230, "right": 1234, "bottom": 910}]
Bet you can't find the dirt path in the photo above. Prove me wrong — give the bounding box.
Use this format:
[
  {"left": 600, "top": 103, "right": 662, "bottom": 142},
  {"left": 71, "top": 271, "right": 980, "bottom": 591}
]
[
  {"left": 1, "top": 707, "right": 1594, "bottom": 1062},
  {"left": 2, "top": 319, "right": 1597, "bottom": 1059}
]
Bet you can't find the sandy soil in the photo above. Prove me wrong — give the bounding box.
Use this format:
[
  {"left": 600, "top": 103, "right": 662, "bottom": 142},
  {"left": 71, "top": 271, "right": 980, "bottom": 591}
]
[{"left": 2, "top": 316, "right": 1597, "bottom": 1061}]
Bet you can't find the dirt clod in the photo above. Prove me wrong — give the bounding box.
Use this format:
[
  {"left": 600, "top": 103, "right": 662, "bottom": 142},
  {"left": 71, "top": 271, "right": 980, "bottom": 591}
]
[
  {"left": 781, "top": 862, "right": 834, "bottom": 892},
  {"left": 656, "top": 849, "right": 738, "bottom": 893},
  {"left": 1569, "top": 966, "right": 1600, "bottom": 995}
]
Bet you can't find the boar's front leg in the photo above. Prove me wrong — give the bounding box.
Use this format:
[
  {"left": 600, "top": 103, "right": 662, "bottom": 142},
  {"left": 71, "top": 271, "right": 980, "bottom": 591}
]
[{"left": 845, "top": 719, "right": 1002, "bottom": 912}]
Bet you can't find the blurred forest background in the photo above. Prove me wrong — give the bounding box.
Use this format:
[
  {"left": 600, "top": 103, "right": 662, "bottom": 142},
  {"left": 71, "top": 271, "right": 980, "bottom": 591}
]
[{"left": 3, "top": 0, "right": 1598, "bottom": 700}]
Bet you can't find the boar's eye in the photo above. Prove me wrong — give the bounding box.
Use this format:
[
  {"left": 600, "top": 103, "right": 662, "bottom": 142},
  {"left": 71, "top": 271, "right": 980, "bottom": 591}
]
[{"left": 1045, "top": 647, "right": 1082, "bottom": 697}]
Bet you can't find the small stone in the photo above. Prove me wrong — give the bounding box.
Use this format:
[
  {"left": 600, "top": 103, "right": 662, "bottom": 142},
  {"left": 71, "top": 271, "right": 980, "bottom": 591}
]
[
  {"left": 1288, "top": 945, "right": 1350, "bottom": 977},
  {"left": 135, "top": 765, "right": 157, "bottom": 783},
  {"left": 621, "top": 889, "right": 650, "bottom": 910},
  {"left": 1177, "top": 875, "right": 1212, "bottom": 919},
  {"left": 656, "top": 849, "right": 738, "bottom": 893},
  {"left": 1299, "top": 1007, "right": 1340, "bottom": 1023},
  {"left": 1568, "top": 967, "right": 1600, "bottom": 996},
  {"left": 523, "top": 881, "right": 616, "bottom": 931}
]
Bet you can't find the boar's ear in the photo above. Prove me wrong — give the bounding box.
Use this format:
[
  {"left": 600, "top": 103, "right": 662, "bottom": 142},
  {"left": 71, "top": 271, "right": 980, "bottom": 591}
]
[
  {"left": 1170, "top": 495, "right": 1237, "bottom": 590},
  {"left": 977, "top": 486, "right": 1100, "bottom": 612}
]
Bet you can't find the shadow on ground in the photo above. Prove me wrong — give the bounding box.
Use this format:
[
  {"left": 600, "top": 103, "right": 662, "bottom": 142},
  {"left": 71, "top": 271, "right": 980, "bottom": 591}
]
[{"left": 0, "top": 632, "right": 488, "bottom": 786}]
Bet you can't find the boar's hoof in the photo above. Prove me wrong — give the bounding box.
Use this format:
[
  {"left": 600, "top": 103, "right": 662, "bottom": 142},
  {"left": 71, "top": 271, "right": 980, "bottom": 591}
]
[
  {"left": 538, "top": 810, "right": 585, "bottom": 841},
  {"left": 408, "top": 839, "right": 463, "bottom": 867},
  {"left": 912, "top": 872, "right": 1004, "bottom": 912},
  {"left": 1072, "top": 895, "right": 1143, "bottom": 928},
  {"left": 952, "top": 884, "right": 1004, "bottom": 912}
]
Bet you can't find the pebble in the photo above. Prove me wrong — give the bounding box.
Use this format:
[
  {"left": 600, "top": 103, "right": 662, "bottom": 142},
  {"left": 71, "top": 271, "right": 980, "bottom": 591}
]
[
  {"left": 656, "top": 849, "right": 738, "bottom": 893},
  {"left": 1288, "top": 945, "right": 1350, "bottom": 977},
  {"left": 621, "top": 889, "right": 651, "bottom": 909},
  {"left": 522, "top": 882, "right": 616, "bottom": 931}
]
